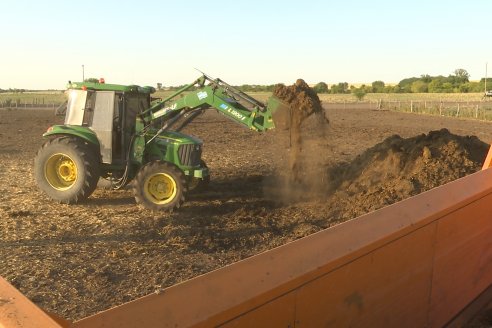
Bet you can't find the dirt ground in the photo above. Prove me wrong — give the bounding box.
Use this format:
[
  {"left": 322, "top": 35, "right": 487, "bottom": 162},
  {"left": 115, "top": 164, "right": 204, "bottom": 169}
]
[{"left": 1, "top": 106, "right": 492, "bottom": 322}]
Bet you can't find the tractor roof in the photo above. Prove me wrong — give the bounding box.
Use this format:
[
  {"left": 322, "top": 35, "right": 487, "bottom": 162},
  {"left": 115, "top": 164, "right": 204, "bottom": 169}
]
[{"left": 67, "top": 81, "right": 155, "bottom": 94}]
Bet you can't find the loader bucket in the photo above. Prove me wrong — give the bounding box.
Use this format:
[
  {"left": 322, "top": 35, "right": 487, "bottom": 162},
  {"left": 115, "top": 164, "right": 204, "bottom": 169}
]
[{"left": 267, "top": 96, "right": 292, "bottom": 130}]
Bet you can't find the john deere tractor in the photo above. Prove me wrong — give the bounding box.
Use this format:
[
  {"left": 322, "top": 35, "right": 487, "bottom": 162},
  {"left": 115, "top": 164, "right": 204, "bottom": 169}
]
[{"left": 34, "top": 73, "right": 291, "bottom": 211}]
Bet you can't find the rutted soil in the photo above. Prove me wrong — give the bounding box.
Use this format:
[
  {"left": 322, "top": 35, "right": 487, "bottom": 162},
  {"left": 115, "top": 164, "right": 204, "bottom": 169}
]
[{"left": 0, "top": 107, "right": 491, "bottom": 321}]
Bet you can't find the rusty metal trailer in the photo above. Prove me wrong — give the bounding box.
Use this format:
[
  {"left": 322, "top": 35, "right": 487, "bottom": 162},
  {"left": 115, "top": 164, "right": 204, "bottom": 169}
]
[{"left": 4, "top": 148, "right": 492, "bottom": 327}]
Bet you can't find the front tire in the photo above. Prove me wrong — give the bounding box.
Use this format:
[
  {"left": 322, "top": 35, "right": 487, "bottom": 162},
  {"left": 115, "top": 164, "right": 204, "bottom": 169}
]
[
  {"left": 34, "top": 137, "right": 100, "bottom": 204},
  {"left": 133, "top": 161, "right": 186, "bottom": 211}
]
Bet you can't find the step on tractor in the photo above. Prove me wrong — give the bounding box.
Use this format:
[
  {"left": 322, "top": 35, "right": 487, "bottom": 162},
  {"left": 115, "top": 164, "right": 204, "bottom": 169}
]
[{"left": 34, "top": 73, "right": 291, "bottom": 211}]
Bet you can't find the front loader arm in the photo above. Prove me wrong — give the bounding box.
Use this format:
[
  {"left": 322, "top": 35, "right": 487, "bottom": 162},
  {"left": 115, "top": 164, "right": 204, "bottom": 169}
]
[{"left": 142, "top": 75, "right": 279, "bottom": 133}]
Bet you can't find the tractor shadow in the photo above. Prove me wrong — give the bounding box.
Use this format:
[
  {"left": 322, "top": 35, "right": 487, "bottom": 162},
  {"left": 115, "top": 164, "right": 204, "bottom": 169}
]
[
  {"left": 86, "top": 174, "right": 281, "bottom": 214},
  {"left": 87, "top": 191, "right": 135, "bottom": 206}
]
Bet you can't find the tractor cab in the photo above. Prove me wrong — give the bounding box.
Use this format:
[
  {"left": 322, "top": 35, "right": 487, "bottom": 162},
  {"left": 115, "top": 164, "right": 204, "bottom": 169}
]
[{"left": 64, "top": 80, "right": 155, "bottom": 164}]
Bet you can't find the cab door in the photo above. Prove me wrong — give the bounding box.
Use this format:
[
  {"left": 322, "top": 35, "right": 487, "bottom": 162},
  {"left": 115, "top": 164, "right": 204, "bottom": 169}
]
[{"left": 90, "top": 91, "right": 115, "bottom": 164}]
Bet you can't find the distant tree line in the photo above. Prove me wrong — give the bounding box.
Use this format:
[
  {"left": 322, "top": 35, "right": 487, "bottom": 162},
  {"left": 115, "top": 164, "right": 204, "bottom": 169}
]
[
  {"left": 3, "top": 68, "right": 489, "bottom": 95},
  {"left": 161, "top": 84, "right": 276, "bottom": 92},
  {"left": 157, "top": 70, "right": 489, "bottom": 102},
  {"left": 313, "top": 68, "right": 490, "bottom": 95},
  {"left": 234, "top": 84, "right": 276, "bottom": 92},
  {"left": 0, "top": 88, "right": 26, "bottom": 93}
]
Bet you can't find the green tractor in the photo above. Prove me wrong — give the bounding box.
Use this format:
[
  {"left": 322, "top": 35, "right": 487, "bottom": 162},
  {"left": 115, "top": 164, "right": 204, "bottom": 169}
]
[{"left": 34, "top": 74, "right": 290, "bottom": 211}]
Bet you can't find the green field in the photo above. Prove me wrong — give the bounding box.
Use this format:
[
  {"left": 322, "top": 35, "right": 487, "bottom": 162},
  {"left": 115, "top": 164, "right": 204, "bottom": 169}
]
[
  {"left": 0, "top": 91, "right": 66, "bottom": 105},
  {"left": 317, "top": 92, "right": 487, "bottom": 103},
  {"left": 0, "top": 90, "right": 488, "bottom": 106}
]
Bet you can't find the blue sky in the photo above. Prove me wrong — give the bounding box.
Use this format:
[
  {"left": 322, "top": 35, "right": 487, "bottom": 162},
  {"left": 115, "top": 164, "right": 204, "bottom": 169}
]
[{"left": 1, "top": 0, "right": 491, "bottom": 89}]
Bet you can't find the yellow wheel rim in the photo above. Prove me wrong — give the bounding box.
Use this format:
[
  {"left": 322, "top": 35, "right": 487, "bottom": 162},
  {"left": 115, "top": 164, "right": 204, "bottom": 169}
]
[
  {"left": 144, "top": 173, "right": 177, "bottom": 205},
  {"left": 45, "top": 153, "right": 78, "bottom": 190}
]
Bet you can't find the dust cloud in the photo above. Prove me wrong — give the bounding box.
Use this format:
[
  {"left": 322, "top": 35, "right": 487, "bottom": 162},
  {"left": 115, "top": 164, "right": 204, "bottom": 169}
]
[{"left": 265, "top": 79, "right": 330, "bottom": 202}]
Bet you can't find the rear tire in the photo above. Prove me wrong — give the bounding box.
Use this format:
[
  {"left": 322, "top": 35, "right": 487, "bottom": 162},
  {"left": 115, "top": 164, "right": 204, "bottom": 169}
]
[
  {"left": 133, "top": 161, "right": 186, "bottom": 211},
  {"left": 34, "top": 137, "right": 100, "bottom": 204}
]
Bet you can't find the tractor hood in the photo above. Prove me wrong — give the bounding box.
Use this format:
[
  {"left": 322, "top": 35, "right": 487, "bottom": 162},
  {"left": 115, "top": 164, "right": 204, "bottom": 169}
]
[{"left": 151, "top": 131, "right": 203, "bottom": 146}]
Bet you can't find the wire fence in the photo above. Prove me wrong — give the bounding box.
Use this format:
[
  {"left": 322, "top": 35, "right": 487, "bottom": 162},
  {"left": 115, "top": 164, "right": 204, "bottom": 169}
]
[
  {"left": 324, "top": 99, "right": 492, "bottom": 121},
  {"left": 0, "top": 98, "right": 59, "bottom": 110},
  {"left": 379, "top": 100, "right": 492, "bottom": 120},
  {"left": 3, "top": 97, "right": 492, "bottom": 121}
]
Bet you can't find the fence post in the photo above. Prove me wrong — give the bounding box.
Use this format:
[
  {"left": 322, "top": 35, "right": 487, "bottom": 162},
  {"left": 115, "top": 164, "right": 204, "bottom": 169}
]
[
  {"left": 456, "top": 103, "right": 460, "bottom": 117},
  {"left": 476, "top": 105, "right": 479, "bottom": 119},
  {"left": 439, "top": 101, "right": 443, "bottom": 115},
  {"left": 410, "top": 101, "right": 413, "bottom": 113}
]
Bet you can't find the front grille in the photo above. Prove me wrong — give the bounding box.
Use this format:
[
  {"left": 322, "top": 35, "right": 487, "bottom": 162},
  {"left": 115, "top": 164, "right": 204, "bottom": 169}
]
[{"left": 178, "top": 144, "right": 202, "bottom": 166}]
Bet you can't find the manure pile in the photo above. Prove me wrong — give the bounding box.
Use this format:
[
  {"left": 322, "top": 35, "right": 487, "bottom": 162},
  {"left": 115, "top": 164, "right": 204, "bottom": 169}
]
[{"left": 325, "top": 128, "right": 489, "bottom": 219}]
